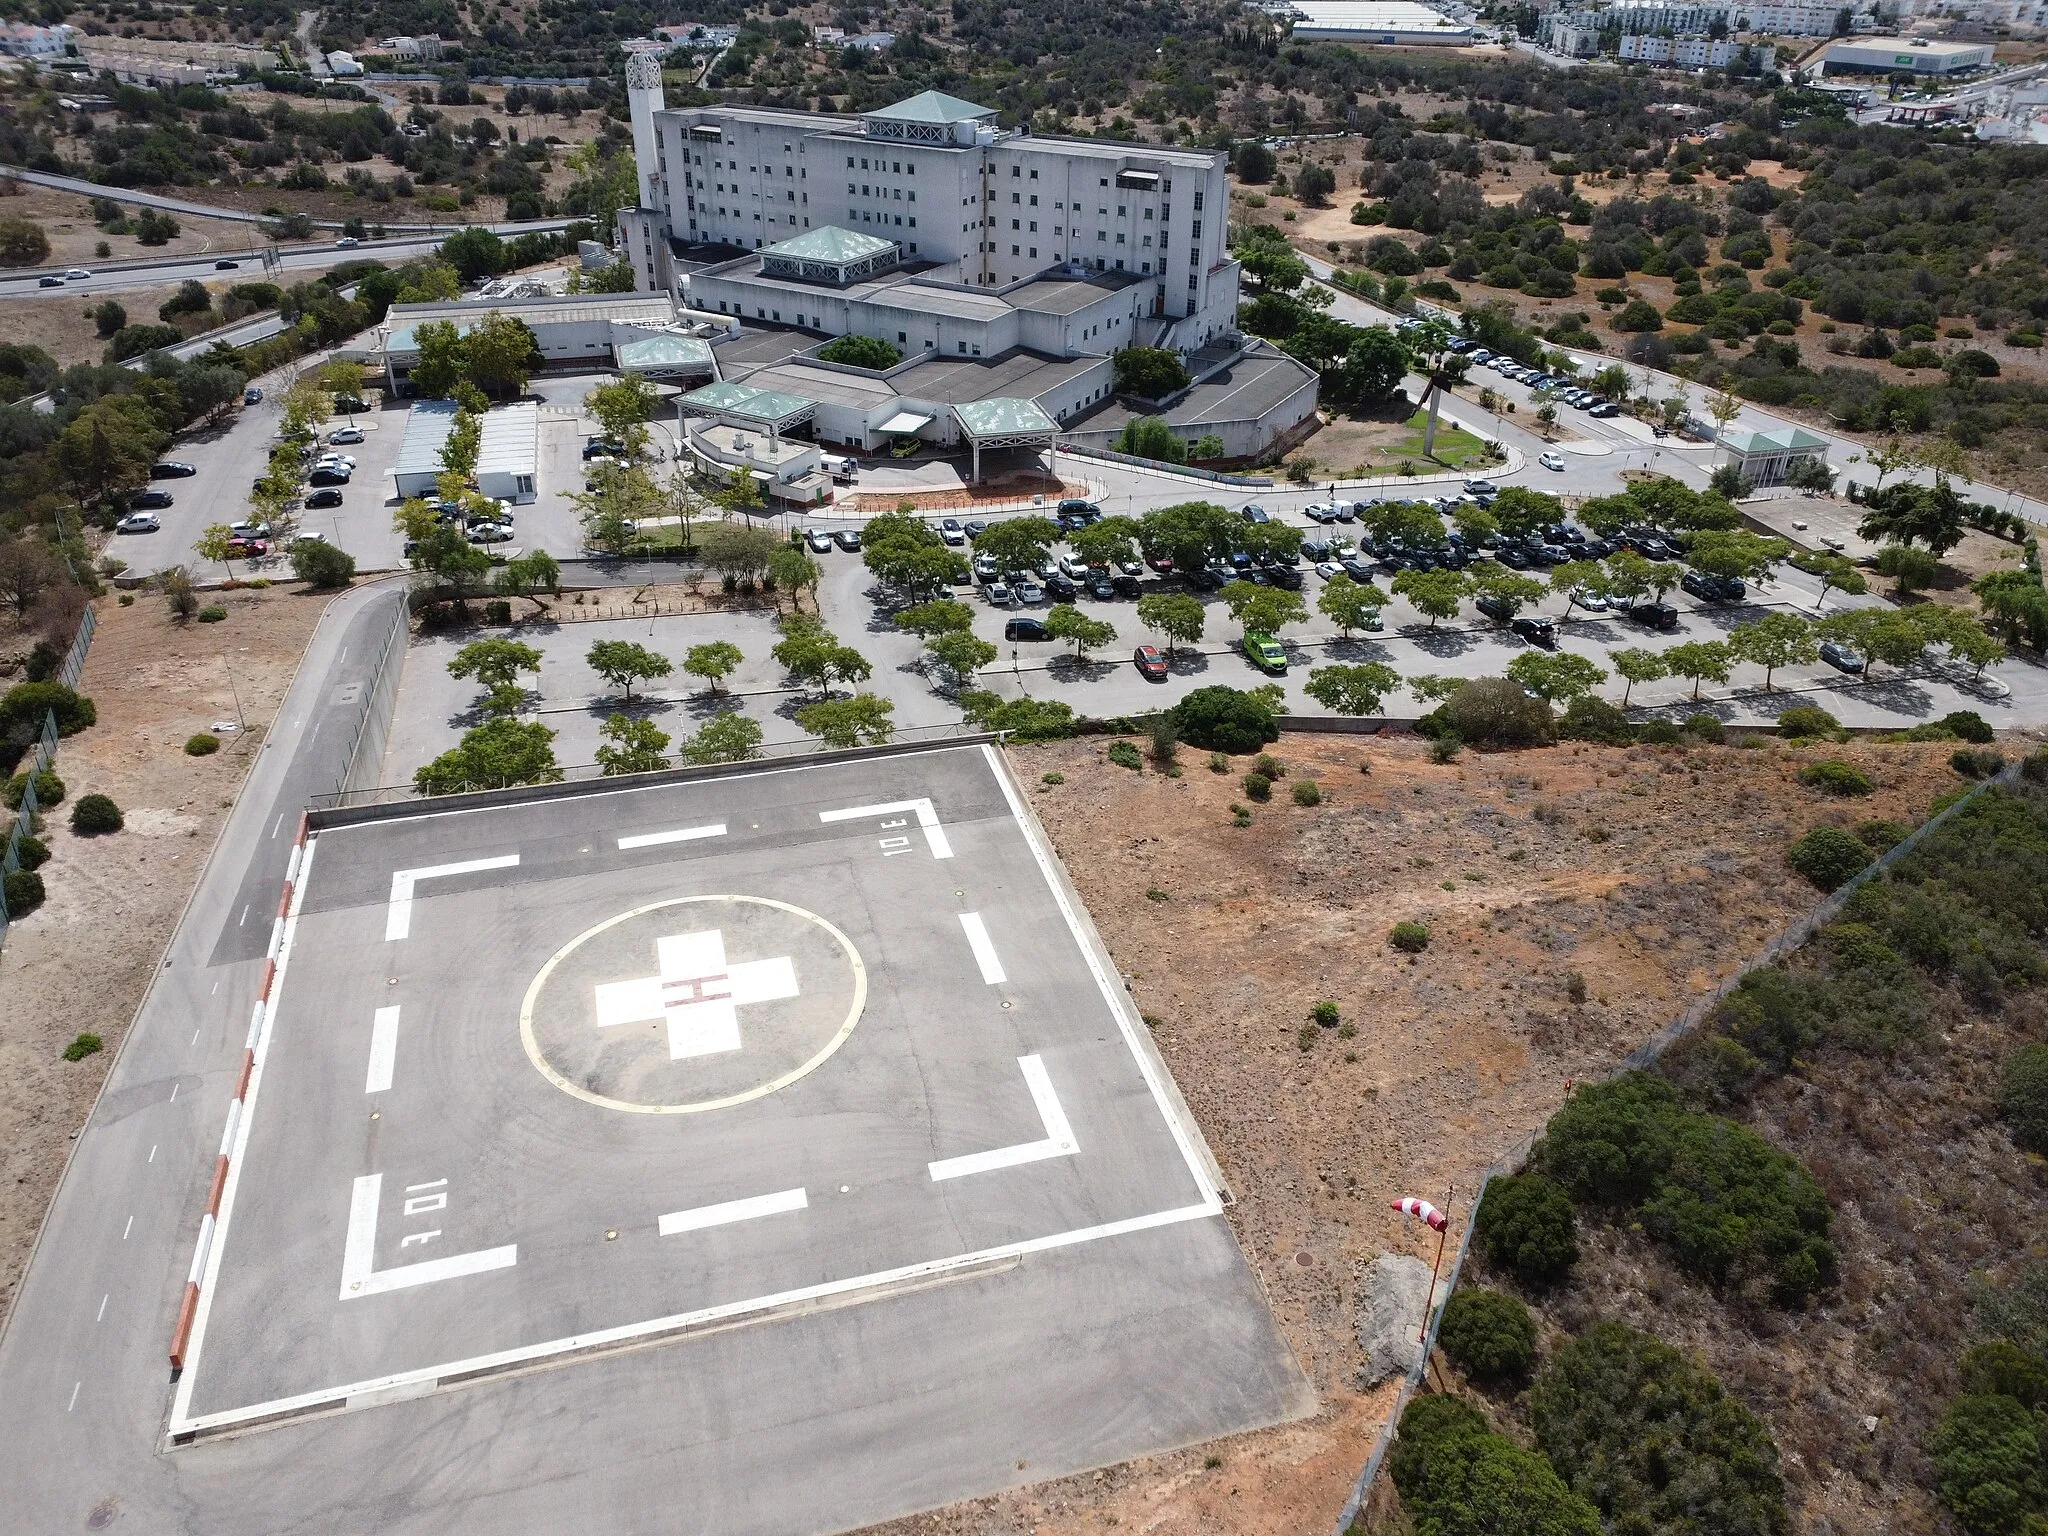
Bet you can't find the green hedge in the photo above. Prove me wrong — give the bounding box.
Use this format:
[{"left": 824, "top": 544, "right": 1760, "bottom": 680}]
[{"left": 1389, "top": 1394, "right": 1601, "bottom": 1536}]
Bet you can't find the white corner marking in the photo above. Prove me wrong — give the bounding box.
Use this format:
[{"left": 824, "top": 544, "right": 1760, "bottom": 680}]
[
  {"left": 340, "top": 1175, "right": 516, "bottom": 1299},
  {"left": 929, "top": 1055, "right": 1076, "bottom": 1182},
  {"left": 819, "top": 798, "right": 951, "bottom": 859},
  {"left": 384, "top": 855, "right": 519, "bottom": 941}
]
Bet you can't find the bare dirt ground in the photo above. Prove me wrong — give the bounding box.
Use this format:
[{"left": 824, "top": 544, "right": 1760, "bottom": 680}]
[
  {"left": 856, "top": 728, "right": 1973, "bottom": 1536},
  {"left": 0, "top": 181, "right": 273, "bottom": 266},
  {"left": 9, "top": 281, "right": 188, "bottom": 368},
  {"left": 0, "top": 584, "right": 327, "bottom": 1321}
]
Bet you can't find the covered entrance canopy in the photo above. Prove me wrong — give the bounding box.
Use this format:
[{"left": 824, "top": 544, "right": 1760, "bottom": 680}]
[
  {"left": 952, "top": 397, "right": 1056, "bottom": 483},
  {"left": 677, "top": 379, "right": 818, "bottom": 436},
  {"left": 877, "top": 409, "right": 935, "bottom": 437}
]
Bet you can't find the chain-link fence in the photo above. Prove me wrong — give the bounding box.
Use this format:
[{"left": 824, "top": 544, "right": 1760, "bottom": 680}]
[
  {"left": 0, "top": 709, "right": 63, "bottom": 951},
  {"left": 1330, "top": 756, "right": 2029, "bottom": 1536},
  {"left": 334, "top": 601, "right": 407, "bottom": 800}
]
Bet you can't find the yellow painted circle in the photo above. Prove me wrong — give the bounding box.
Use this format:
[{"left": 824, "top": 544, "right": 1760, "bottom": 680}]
[{"left": 519, "top": 894, "right": 866, "bottom": 1115}]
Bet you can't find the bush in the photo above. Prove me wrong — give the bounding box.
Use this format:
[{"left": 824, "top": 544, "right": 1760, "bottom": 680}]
[
  {"left": 197, "top": 605, "right": 227, "bottom": 623},
  {"left": 62, "top": 1032, "right": 103, "bottom": 1061},
  {"left": 1242, "top": 771, "right": 1272, "bottom": 801},
  {"left": 1532, "top": 1323, "right": 1788, "bottom": 1536},
  {"left": 1311, "top": 1000, "right": 1340, "bottom": 1027},
  {"left": 69, "top": 792, "right": 122, "bottom": 835},
  {"left": 3, "top": 866, "right": 45, "bottom": 914},
  {"left": 1929, "top": 1392, "right": 2048, "bottom": 1536},
  {"left": 1959, "top": 1341, "right": 2048, "bottom": 1411},
  {"left": 1683, "top": 713, "right": 1725, "bottom": 744},
  {"left": 1853, "top": 817, "right": 1912, "bottom": 852},
  {"left": 185, "top": 733, "right": 221, "bottom": 756},
  {"left": 1558, "top": 695, "right": 1634, "bottom": 745},
  {"left": 1776, "top": 704, "right": 1840, "bottom": 740},
  {"left": 1800, "top": 759, "right": 1873, "bottom": 796},
  {"left": 11, "top": 833, "right": 48, "bottom": 871},
  {"left": 2000, "top": 1044, "right": 2048, "bottom": 1155},
  {"left": 1291, "top": 778, "right": 1322, "bottom": 806},
  {"left": 290, "top": 539, "right": 356, "bottom": 588},
  {"left": 1952, "top": 748, "right": 2007, "bottom": 780},
  {"left": 1636, "top": 718, "right": 1683, "bottom": 745},
  {"left": 1442, "top": 677, "right": 1554, "bottom": 749},
  {"left": 1943, "top": 710, "right": 1996, "bottom": 744},
  {"left": 0, "top": 681, "right": 96, "bottom": 737},
  {"left": 1169, "top": 685, "right": 1280, "bottom": 754},
  {"left": 1107, "top": 740, "right": 1143, "bottom": 770},
  {"left": 1438, "top": 1288, "right": 1539, "bottom": 1384},
  {"left": 483, "top": 598, "right": 512, "bottom": 624},
  {"left": 1476, "top": 1173, "right": 1578, "bottom": 1286},
  {"left": 1787, "top": 825, "right": 1873, "bottom": 892},
  {"left": 3, "top": 768, "right": 63, "bottom": 811},
  {"left": 1390, "top": 920, "right": 1431, "bottom": 952},
  {"left": 816, "top": 333, "right": 901, "bottom": 369},
  {"left": 1389, "top": 1394, "right": 1600, "bottom": 1536}
]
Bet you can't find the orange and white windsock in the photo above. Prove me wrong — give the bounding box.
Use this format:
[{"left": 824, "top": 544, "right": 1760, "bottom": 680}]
[{"left": 1391, "top": 1197, "right": 1448, "bottom": 1232}]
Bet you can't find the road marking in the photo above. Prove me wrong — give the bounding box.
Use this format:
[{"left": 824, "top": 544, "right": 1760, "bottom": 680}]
[
  {"left": 819, "top": 798, "right": 952, "bottom": 858},
  {"left": 364, "top": 1006, "right": 400, "bottom": 1094},
  {"left": 67, "top": 1382, "right": 79, "bottom": 1413},
  {"left": 957, "top": 912, "right": 1005, "bottom": 985},
  {"left": 271, "top": 813, "right": 283, "bottom": 839},
  {"left": 148, "top": 1144, "right": 156, "bottom": 1164},
  {"left": 171, "top": 1078, "right": 181, "bottom": 1096},
  {"left": 384, "top": 855, "right": 519, "bottom": 941},
  {"left": 238, "top": 904, "right": 249, "bottom": 928},
  {"left": 340, "top": 1175, "right": 516, "bottom": 1299},
  {"left": 658, "top": 1186, "right": 807, "bottom": 1237},
  {"left": 929, "top": 1055, "right": 1077, "bottom": 1182},
  {"left": 122, "top": 1216, "right": 132, "bottom": 1240},
  {"left": 617, "top": 822, "right": 726, "bottom": 850},
  {"left": 210, "top": 980, "right": 219, "bottom": 997},
  {"left": 96, "top": 1294, "right": 107, "bottom": 1322}
]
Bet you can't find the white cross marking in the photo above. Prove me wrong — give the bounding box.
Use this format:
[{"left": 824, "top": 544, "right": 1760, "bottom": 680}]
[{"left": 593, "top": 929, "right": 799, "bottom": 1060}]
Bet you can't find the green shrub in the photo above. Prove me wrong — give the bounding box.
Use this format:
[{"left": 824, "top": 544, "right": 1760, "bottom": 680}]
[
  {"left": 1787, "top": 825, "right": 1873, "bottom": 892},
  {"left": 1241, "top": 771, "right": 1271, "bottom": 800},
  {"left": 1291, "top": 778, "right": 1321, "bottom": 806},
  {"left": 197, "top": 605, "right": 227, "bottom": 623},
  {"left": 1958, "top": 1341, "right": 2048, "bottom": 1411},
  {"left": 1107, "top": 740, "right": 1143, "bottom": 770},
  {"left": 1943, "top": 710, "right": 1996, "bottom": 744},
  {"left": 1853, "top": 817, "right": 1912, "bottom": 852},
  {"left": 1429, "top": 731, "right": 1463, "bottom": 763},
  {"left": 1169, "top": 685, "right": 1281, "bottom": 754},
  {"left": 70, "top": 792, "right": 123, "bottom": 835},
  {"left": 1390, "top": 920, "right": 1431, "bottom": 953},
  {"left": 0, "top": 681, "right": 96, "bottom": 737},
  {"left": 1439, "top": 1288, "right": 1539, "bottom": 1384},
  {"left": 1532, "top": 1323, "right": 1788, "bottom": 1536},
  {"left": 1929, "top": 1392, "right": 2048, "bottom": 1536},
  {"left": 1476, "top": 1173, "right": 1579, "bottom": 1286},
  {"left": 1040, "top": 771, "right": 1064, "bottom": 785},
  {"left": 1208, "top": 751, "right": 1229, "bottom": 773},
  {"left": 61, "top": 1032, "right": 102, "bottom": 1061},
  {"left": 1389, "top": 1394, "right": 1601, "bottom": 1536},
  {"left": 2000, "top": 1044, "right": 2048, "bottom": 1155},
  {"left": 4, "top": 866, "right": 45, "bottom": 914},
  {"left": 1442, "top": 677, "right": 1555, "bottom": 749},
  {"left": 11, "top": 833, "right": 48, "bottom": 871},
  {"left": 3, "top": 767, "right": 63, "bottom": 811},
  {"left": 963, "top": 695, "right": 1076, "bottom": 741},
  {"left": 1311, "top": 1000, "right": 1340, "bottom": 1028},
  {"left": 1253, "top": 752, "right": 1284, "bottom": 778},
  {"left": 1777, "top": 704, "right": 1840, "bottom": 740},
  {"left": 1800, "top": 759, "right": 1872, "bottom": 795},
  {"left": 1952, "top": 748, "right": 2007, "bottom": 780},
  {"left": 1558, "top": 695, "right": 1634, "bottom": 745},
  {"left": 1683, "top": 713, "right": 1726, "bottom": 744},
  {"left": 185, "top": 733, "right": 221, "bottom": 756},
  {"left": 1636, "top": 718, "right": 1684, "bottom": 745},
  {"left": 290, "top": 538, "right": 356, "bottom": 589},
  {"left": 483, "top": 598, "right": 512, "bottom": 625}
]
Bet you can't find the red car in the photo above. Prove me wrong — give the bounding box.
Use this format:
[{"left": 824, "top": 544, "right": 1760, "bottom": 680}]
[
  {"left": 226, "top": 536, "right": 268, "bottom": 558},
  {"left": 1133, "top": 644, "right": 1168, "bottom": 681}
]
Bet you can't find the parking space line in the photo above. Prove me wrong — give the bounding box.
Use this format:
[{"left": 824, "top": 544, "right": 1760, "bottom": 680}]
[
  {"left": 929, "top": 1056, "right": 1076, "bottom": 1182},
  {"left": 340, "top": 1175, "right": 517, "bottom": 1299},
  {"left": 364, "top": 1007, "right": 399, "bottom": 1094},
  {"left": 617, "top": 823, "right": 727, "bottom": 850},
  {"left": 957, "top": 913, "right": 1005, "bottom": 985},
  {"left": 819, "top": 798, "right": 952, "bottom": 859},
  {"left": 384, "top": 855, "right": 520, "bottom": 941},
  {"left": 657, "top": 1187, "right": 808, "bottom": 1237}
]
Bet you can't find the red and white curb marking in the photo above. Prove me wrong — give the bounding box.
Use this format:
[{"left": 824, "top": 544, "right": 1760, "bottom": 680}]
[{"left": 170, "top": 813, "right": 306, "bottom": 1376}]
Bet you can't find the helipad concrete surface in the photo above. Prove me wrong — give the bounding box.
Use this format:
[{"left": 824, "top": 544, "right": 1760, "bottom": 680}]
[{"left": 165, "top": 741, "right": 1309, "bottom": 1529}]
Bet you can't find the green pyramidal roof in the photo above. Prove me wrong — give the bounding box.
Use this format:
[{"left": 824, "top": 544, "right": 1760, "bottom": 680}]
[
  {"left": 762, "top": 225, "right": 899, "bottom": 263},
  {"left": 868, "top": 89, "right": 995, "bottom": 124}
]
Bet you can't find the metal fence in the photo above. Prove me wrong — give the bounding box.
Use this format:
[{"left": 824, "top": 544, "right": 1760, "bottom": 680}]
[
  {"left": 335, "top": 601, "right": 408, "bottom": 800},
  {"left": 1330, "top": 755, "right": 2029, "bottom": 1536},
  {"left": 0, "top": 709, "right": 63, "bottom": 950},
  {"left": 55, "top": 606, "right": 95, "bottom": 691}
]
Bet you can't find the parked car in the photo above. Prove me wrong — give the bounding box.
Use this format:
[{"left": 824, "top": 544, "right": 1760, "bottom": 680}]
[
  {"left": 129, "top": 488, "right": 174, "bottom": 509},
  {"left": 328, "top": 426, "right": 365, "bottom": 444},
  {"left": 115, "top": 512, "right": 161, "bottom": 534},
  {"left": 1088, "top": 574, "right": 1117, "bottom": 600},
  {"left": 1185, "top": 566, "right": 1225, "bottom": 591},
  {"left": 584, "top": 439, "right": 624, "bottom": 460},
  {"left": 1056, "top": 498, "right": 1099, "bottom": 520},
  {"left": 1629, "top": 601, "right": 1679, "bottom": 630},
  {"left": 1239, "top": 503, "right": 1270, "bottom": 524},
  {"left": 1475, "top": 593, "right": 1513, "bottom": 623},
  {"left": 985, "top": 579, "right": 1014, "bottom": 606},
  {"left": 1589, "top": 402, "right": 1621, "bottom": 418},
  {"left": 1265, "top": 564, "right": 1304, "bottom": 590},
  {"left": 1110, "top": 572, "right": 1142, "bottom": 598},
  {"left": 1819, "top": 640, "right": 1865, "bottom": 674},
  {"left": 1304, "top": 502, "right": 1339, "bottom": 523},
  {"left": 225, "top": 537, "right": 268, "bottom": 558},
  {"left": 1009, "top": 573, "right": 1045, "bottom": 604},
  {"left": 1241, "top": 631, "right": 1288, "bottom": 673},
  {"left": 1133, "top": 644, "right": 1168, "bottom": 681},
  {"left": 306, "top": 488, "right": 344, "bottom": 508},
  {"left": 150, "top": 460, "right": 197, "bottom": 479},
  {"left": 1539, "top": 451, "right": 1565, "bottom": 472},
  {"left": 1567, "top": 585, "right": 1609, "bottom": 612},
  {"left": 307, "top": 468, "right": 350, "bottom": 486},
  {"left": 1045, "top": 572, "right": 1078, "bottom": 600},
  {"left": 1680, "top": 569, "right": 1724, "bottom": 602},
  {"left": 804, "top": 528, "right": 833, "bottom": 552},
  {"left": 1005, "top": 617, "right": 1050, "bottom": 641},
  {"left": 467, "top": 523, "right": 514, "bottom": 543},
  {"left": 231, "top": 520, "right": 272, "bottom": 538},
  {"left": 831, "top": 529, "right": 863, "bottom": 552},
  {"left": 1510, "top": 615, "right": 1558, "bottom": 648},
  {"left": 963, "top": 520, "right": 988, "bottom": 538}
]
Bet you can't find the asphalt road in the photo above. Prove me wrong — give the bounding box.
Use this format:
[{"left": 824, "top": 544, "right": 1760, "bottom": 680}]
[{"left": 5, "top": 237, "right": 456, "bottom": 300}]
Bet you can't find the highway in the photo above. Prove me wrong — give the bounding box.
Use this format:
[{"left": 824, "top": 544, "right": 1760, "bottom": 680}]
[{"left": 1, "top": 234, "right": 472, "bottom": 299}]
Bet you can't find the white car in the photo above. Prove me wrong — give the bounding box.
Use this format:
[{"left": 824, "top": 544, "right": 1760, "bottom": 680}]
[
  {"left": 231, "top": 519, "right": 273, "bottom": 539},
  {"left": 328, "top": 426, "right": 365, "bottom": 444},
  {"left": 115, "top": 512, "right": 160, "bottom": 534},
  {"left": 313, "top": 454, "right": 357, "bottom": 472},
  {"left": 1539, "top": 451, "right": 1566, "bottom": 472},
  {"left": 65, "top": 267, "right": 93, "bottom": 280},
  {"left": 466, "top": 523, "right": 514, "bottom": 544}
]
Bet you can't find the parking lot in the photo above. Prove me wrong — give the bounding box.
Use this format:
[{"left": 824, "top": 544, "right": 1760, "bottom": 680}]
[{"left": 168, "top": 743, "right": 1308, "bottom": 1522}]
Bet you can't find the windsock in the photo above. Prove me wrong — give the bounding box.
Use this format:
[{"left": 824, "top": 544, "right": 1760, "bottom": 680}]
[{"left": 1391, "top": 1196, "right": 1448, "bottom": 1232}]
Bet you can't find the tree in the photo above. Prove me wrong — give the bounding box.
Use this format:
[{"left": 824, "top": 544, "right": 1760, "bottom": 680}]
[
  {"left": 1046, "top": 603, "right": 1117, "bottom": 657},
  {"left": 1112, "top": 347, "right": 1191, "bottom": 400},
  {"left": 1859, "top": 482, "right": 1969, "bottom": 558},
  {"left": 0, "top": 541, "right": 63, "bottom": 621},
  {"left": 1139, "top": 501, "right": 1240, "bottom": 578},
  {"left": 795, "top": 692, "right": 895, "bottom": 747},
  {"left": 1507, "top": 651, "right": 1607, "bottom": 705},
  {"left": 1477, "top": 1174, "right": 1580, "bottom": 1286},
  {"left": 465, "top": 311, "right": 541, "bottom": 398},
  {"left": 495, "top": 549, "right": 560, "bottom": 611},
  {"left": 863, "top": 511, "right": 968, "bottom": 600},
  {"left": 1720, "top": 611, "right": 1815, "bottom": 691},
  {"left": 680, "top": 712, "right": 764, "bottom": 765},
  {"left": 1169, "top": 685, "right": 1281, "bottom": 753},
  {"left": 586, "top": 639, "right": 672, "bottom": 701},
  {"left": 817, "top": 334, "right": 901, "bottom": 369},
  {"left": 1663, "top": 639, "right": 1733, "bottom": 700},
  {"left": 409, "top": 319, "right": 467, "bottom": 399},
  {"left": 1393, "top": 568, "right": 1469, "bottom": 628},
  {"left": 450, "top": 637, "right": 543, "bottom": 715},
  {"left": 595, "top": 714, "right": 671, "bottom": 775},
  {"left": 290, "top": 540, "right": 356, "bottom": 589},
  {"left": 682, "top": 641, "right": 743, "bottom": 695},
  {"left": 1239, "top": 520, "right": 1305, "bottom": 567},
  {"left": 1222, "top": 580, "right": 1308, "bottom": 636},
  {"left": 1070, "top": 515, "right": 1142, "bottom": 570},
  {"left": 55, "top": 398, "right": 161, "bottom": 507},
  {"left": 772, "top": 617, "right": 870, "bottom": 699},
  {"left": 1295, "top": 163, "right": 1336, "bottom": 207},
  {"left": 90, "top": 299, "right": 127, "bottom": 339},
  {"left": 1389, "top": 1395, "right": 1602, "bottom": 1536},
  {"left": 1807, "top": 553, "right": 1868, "bottom": 607},
  {"left": 1707, "top": 389, "right": 1744, "bottom": 440},
  {"left": 1317, "top": 573, "right": 1387, "bottom": 637},
  {"left": 696, "top": 517, "right": 783, "bottom": 585},
  {"left": 584, "top": 372, "right": 660, "bottom": 453},
  {"left": 1305, "top": 662, "right": 1400, "bottom": 716},
  {"left": 1930, "top": 1392, "right": 2048, "bottom": 1536},
  {"left": 414, "top": 717, "right": 561, "bottom": 794},
  {"left": 893, "top": 599, "right": 975, "bottom": 639},
  {"left": 1785, "top": 455, "right": 1836, "bottom": 496},
  {"left": 766, "top": 545, "right": 821, "bottom": 610},
  {"left": 1875, "top": 543, "right": 1939, "bottom": 596},
  {"left": 973, "top": 516, "right": 1062, "bottom": 574},
  {"left": 1551, "top": 560, "right": 1609, "bottom": 617},
  {"left": 1470, "top": 563, "right": 1548, "bottom": 623},
  {"left": 927, "top": 630, "right": 997, "bottom": 691},
  {"left": 1689, "top": 530, "right": 1787, "bottom": 586},
  {"left": 1112, "top": 415, "right": 1187, "bottom": 464},
  {"left": 1609, "top": 647, "right": 1668, "bottom": 706},
  {"left": 440, "top": 226, "right": 509, "bottom": 283},
  {"left": 1136, "top": 591, "right": 1205, "bottom": 659},
  {"left": 1233, "top": 141, "right": 1277, "bottom": 185},
  {"left": 0, "top": 215, "right": 50, "bottom": 266},
  {"left": 194, "top": 522, "right": 243, "bottom": 577},
  {"left": 1489, "top": 487, "right": 1563, "bottom": 542},
  {"left": 1974, "top": 570, "right": 2048, "bottom": 650}
]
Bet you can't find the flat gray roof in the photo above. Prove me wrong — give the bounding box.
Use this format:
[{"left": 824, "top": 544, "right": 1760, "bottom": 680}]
[
  {"left": 711, "top": 327, "right": 811, "bottom": 372},
  {"left": 1074, "top": 347, "right": 1315, "bottom": 432},
  {"left": 1006, "top": 271, "right": 1143, "bottom": 317},
  {"left": 740, "top": 361, "right": 900, "bottom": 409},
  {"left": 891, "top": 348, "right": 1100, "bottom": 406}
]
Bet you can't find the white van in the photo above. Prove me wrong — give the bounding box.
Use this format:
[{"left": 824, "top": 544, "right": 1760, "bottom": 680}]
[{"left": 822, "top": 454, "right": 858, "bottom": 482}]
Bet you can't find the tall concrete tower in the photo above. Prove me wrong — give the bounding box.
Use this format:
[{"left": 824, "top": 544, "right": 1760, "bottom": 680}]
[{"left": 625, "top": 49, "right": 665, "bottom": 210}]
